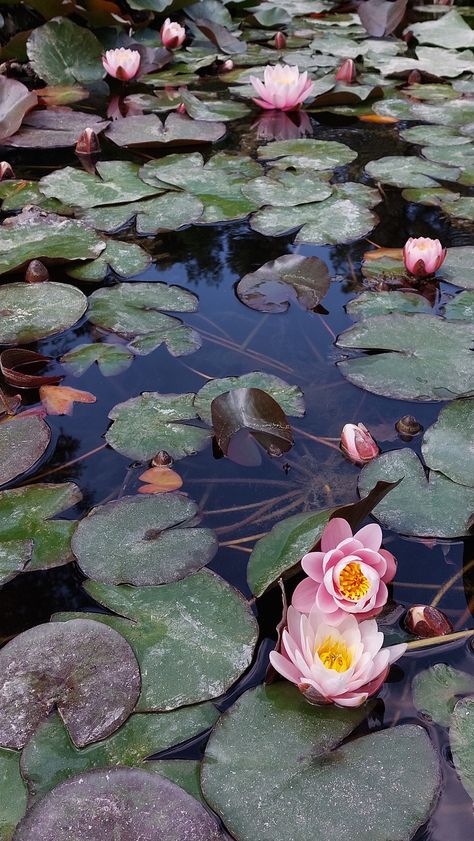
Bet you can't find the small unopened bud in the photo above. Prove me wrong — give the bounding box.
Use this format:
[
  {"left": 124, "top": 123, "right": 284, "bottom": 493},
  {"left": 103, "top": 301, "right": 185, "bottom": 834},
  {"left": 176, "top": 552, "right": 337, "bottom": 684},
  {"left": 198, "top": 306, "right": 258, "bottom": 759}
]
[
  {"left": 274, "top": 32, "right": 287, "bottom": 50},
  {"left": 222, "top": 59, "right": 234, "bottom": 72},
  {"left": 395, "top": 415, "right": 422, "bottom": 441},
  {"left": 152, "top": 450, "right": 173, "bottom": 467},
  {"left": 335, "top": 59, "right": 356, "bottom": 84},
  {"left": 0, "top": 162, "right": 14, "bottom": 180},
  {"left": 25, "top": 260, "right": 49, "bottom": 284},
  {"left": 75, "top": 128, "right": 100, "bottom": 156},
  {"left": 407, "top": 70, "right": 422, "bottom": 86},
  {"left": 404, "top": 605, "right": 453, "bottom": 638},
  {"left": 177, "top": 102, "right": 186, "bottom": 114}
]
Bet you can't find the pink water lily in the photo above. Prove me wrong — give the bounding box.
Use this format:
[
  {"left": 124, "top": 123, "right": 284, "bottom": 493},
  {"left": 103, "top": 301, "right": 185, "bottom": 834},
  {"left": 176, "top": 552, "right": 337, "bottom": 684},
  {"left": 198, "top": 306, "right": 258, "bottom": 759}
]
[
  {"left": 160, "top": 18, "right": 186, "bottom": 49},
  {"left": 341, "top": 422, "right": 379, "bottom": 465},
  {"left": 270, "top": 603, "right": 406, "bottom": 707},
  {"left": 403, "top": 237, "right": 446, "bottom": 277},
  {"left": 102, "top": 48, "right": 141, "bottom": 81},
  {"left": 292, "top": 518, "right": 397, "bottom": 620},
  {"left": 336, "top": 58, "right": 356, "bottom": 83},
  {"left": 250, "top": 64, "right": 314, "bottom": 111}
]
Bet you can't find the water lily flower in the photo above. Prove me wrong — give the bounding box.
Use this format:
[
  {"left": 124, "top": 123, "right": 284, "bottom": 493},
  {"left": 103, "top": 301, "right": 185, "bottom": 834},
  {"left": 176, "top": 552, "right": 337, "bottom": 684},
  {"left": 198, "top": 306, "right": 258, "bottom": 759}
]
[
  {"left": 102, "top": 48, "right": 141, "bottom": 81},
  {"left": 292, "top": 518, "right": 397, "bottom": 620},
  {"left": 403, "top": 237, "right": 447, "bottom": 277},
  {"left": 250, "top": 64, "right": 314, "bottom": 112},
  {"left": 341, "top": 422, "right": 379, "bottom": 465},
  {"left": 274, "top": 32, "right": 287, "bottom": 50},
  {"left": 335, "top": 58, "right": 356, "bottom": 83},
  {"left": 0, "top": 162, "right": 14, "bottom": 180},
  {"left": 160, "top": 18, "right": 186, "bottom": 49},
  {"left": 270, "top": 603, "right": 406, "bottom": 707}
]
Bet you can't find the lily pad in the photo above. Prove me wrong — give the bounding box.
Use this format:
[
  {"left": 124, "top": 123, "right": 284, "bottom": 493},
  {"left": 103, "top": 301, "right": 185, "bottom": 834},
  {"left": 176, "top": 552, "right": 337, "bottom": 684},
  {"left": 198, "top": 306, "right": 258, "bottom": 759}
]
[
  {"left": 13, "top": 767, "right": 228, "bottom": 841},
  {"left": 40, "top": 161, "right": 160, "bottom": 209},
  {"left": 412, "top": 664, "right": 474, "bottom": 728},
  {"left": 87, "top": 282, "right": 201, "bottom": 357},
  {"left": 211, "top": 388, "right": 293, "bottom": 466},
  {"left": 71, "top": 493, "right": 218, "bottom": 585},
  {"left": 439, "top": 246, "right": 474, "bottom": 289},
  {"left": 0, "top": 76, "right": 37, "bottom": 142},
  {"left": 400, "top": 125, "right": 470, "bottom": 146},
  {"left": 443, "top": 290, "right": 474, "bottom": 321},
  {"left": 422, "top": 145, "right": 474, "bottom": 186},
  {"left": 106, "top": 392, "right": 211, "bottom": 462},
  {"left": 201, "top": 684, "right": 440, "bottom": 841},
  {"left": 408, "top": 9, "right": 474, "bottom": 49},
  {"left": 194, "top": 372, "right": 304, "bottom": 425},
  {"left": 402, "top": 186, "right": 461, "bottom": 207},
  {"left": 21, "top": 705, "right": 219, "bottom": 802},
  {"left": 181, "top": 91, "right": 250, "bottom": 122},
  {"left": 61, "top": 344, "right": 133, "bottom": 377},
  {"left": 55, "top": 570, "right": 258, "bottom": 710},
  {"left": 441, "top": 196, "right": 474, "bottom": 222},
  {"left": 0, "top": 618, "right": 140, "bottom": 750},
  {"left": 0, "top": 541, "right": 31, "bottom": 588},
  {"left": 2, "top": 110, "right": 109, "bottom": 149},
  {"left": 0, "top": 281, "right": 87, "bottom": 344},
  {"left": 422, "top": 399, "right": 474, "bottom": 488},
  {"left": 0, "top": 748, "right": 28, "bottom": 840},
  {"left": 236, "top": 254, "right": 331, "bottom": 313},
  {"left": 67, "top": 241, "right": 151, "bottom": 282},
  {"left": 0, "top": 416, "right": 51, "bottom": 488},
  {"left": 105, "top": 112, "right": 226, "bottom": 148},
  {"left": 450, "top": 698, "right": 474, "bottom": 800},
  {"left": 371, "top": 46, "right": 474, "bottom": 79},
  {"left": 80, "top": 194, "right": 204, "bottom": 235},
  {"left": 359, "top": 449, "right": 474, "bottom": 537},
  {"left": 365, "top": 155, "right": 460, "bottom": 188},
  {"left": 241, "top": 171, "right": 333, "bottom": 208},
  {"left": 27, "top": 18, "right": 104, "bottom": 85},
  {"left": 346, "top": 291, "right": 431, "bottom": 319},
  {"left": 147, "top": 759, "right": 203, "bottom": 802},
  {"left": 256, "top": 138, "right": 357, "bottom": 171},
  {"left": 337, "top": 314, "right": 474, "bottom": 401},
  {"left": 0, "top": 482, "right": 81, "bottom": 572}
]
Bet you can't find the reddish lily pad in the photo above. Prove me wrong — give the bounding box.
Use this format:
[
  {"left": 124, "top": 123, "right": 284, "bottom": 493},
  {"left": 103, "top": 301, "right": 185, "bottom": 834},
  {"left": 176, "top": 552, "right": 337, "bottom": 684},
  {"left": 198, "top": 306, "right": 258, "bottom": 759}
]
[
  {"left": 2, "top": 110, "right": 109, "bottom": 149},
  {"left": 236, "top": 254, "right": 330, "bottom": 313},
  {"left": 0, "top": 619, "right": 140, "bottom": 750},
  {"left": 0, "top": 77, "right": 37, "bottom": 142},
  {"left": 0, "top": 416, "right": 51, "bottom": 488},
  {"left": 211, "top": 388, "right": 293, "bottom": 466}
]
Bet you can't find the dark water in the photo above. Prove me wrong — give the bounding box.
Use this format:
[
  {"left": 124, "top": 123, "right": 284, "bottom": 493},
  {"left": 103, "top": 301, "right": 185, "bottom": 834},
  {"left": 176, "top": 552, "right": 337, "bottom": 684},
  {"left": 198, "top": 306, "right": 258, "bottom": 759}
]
[{"left": 1, "top": 109, "right": 473, "bottom": 839}]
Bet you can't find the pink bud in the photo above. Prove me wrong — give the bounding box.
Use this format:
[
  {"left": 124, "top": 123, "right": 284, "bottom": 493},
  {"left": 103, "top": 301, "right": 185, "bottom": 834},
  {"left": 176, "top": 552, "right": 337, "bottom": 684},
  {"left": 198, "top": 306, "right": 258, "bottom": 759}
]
[
  {"left": 25, "top": 260, "right": 49, "bottom": 284},
  {"left": 340, "top": 423, "right": 379, "bottom": 465},
  {"left": 0, "top": 162, "right": 14, "bottom": 180},
  {"left": 404, "top": 605, "right": 453, "bottom": 638},
  {"left": 403, "top": 237, "right": 447, "bottom": 278},
  {"left": 407, "top": 69, "right": 421, "bottom": 86},
  {"left": 274, "top": 32, "right": 287, "bottom": 50},
  {"left": 177, "top": 102, "right": 186, "bottom": 114},
  {"left": 75, "top": 128, "right": 100, "bottom": 156},
  {"left": 335, "top": 59, "right": 356, "bottom": 84},
  {"left": 160, "top": 18, "right": 186, "bottom": 49},
  {"left": 222, "top": 59, "right": 234, "bottom": 72},
  {"left": 102, "top": 48, "right": 141, "bottom": 81}
]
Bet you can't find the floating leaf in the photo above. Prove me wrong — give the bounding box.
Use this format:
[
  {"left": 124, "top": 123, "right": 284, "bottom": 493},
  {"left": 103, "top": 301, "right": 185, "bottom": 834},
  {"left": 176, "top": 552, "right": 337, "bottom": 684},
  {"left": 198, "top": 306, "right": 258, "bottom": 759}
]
[
  {"left": 80, "top": 194, "right": 204, "bottom": 235},
  {"left": 438, "top": 247, "right": 474, "bottom": 290},
  {"left": 2, "top": 110, "right": 109, "bottom": 149},
  {"left": 72, "top": 493, "right": 217, "bottom": 585},
  {"left": 147, "top": 759, "right": 203, "bottom": 802},
  {"left": 61, "top": 344, "right": 133, "bottom": 377},
  {"left": 0, "top": 541, "right": 31, "bottom": 588},
  {"left": 450, "top": 698, "right": 474, "bottom": 800},
  {"left": 14, "top": 767, "right": 228, "bottom": 841},
  {"left": 195, "top": 372, "right": 304, "bottom": 425},
  {"left": 0, "top": 748, "right": 28, "bottom": 840},
  {"left": 0, "top": 416, "right": 51, "bottom": 488},
  {"left": 0, "top": 282, "right": 87, "bottom": 344},
  {"left": 211, "top": 387, "right": 293, "bottom": 466},
  {"left": 55, "top": 571, "right": 258, "bottom": 710},
  {"left": 256, "top": 138, "right": 357, "bottom": 171},
  {"left": 27, "top": 18, "right": 104, "bottom": 85},
  {"left": 40, "top": 385, "right": 96, "bottom": 416},
  {"left": 180, "top": 91, "right": 250, "bottom": 122},
  {"left": 412, "top": 664, "right": 474, "bottom": 728},
  {"left": 422, "top": 144, "right": 474, "bottom": 187},
  {"left": 105, "top": 112, "right": 226, "bottom": 148},
  {"left": 201, "top": 684, "right": 439, "bottom": 841},
  {"left": 422, "top": 399, "right": 474, "bottom": 488},
  {"left": 408, "top": 9, "right": 474, "bottom": 49},
  {"left": 346, "top": 291, "right": 431, "bottom": 319},
  {"left": 106, "top": 392, "right": 211, "bottom": 462},
  {"left": 0, "top": 349, "right": 62, "bottom": 389},
  {"left": 87, "top": 282, "right": 201, "bottom": 358},
  {"left": 40, "top": 161, "right": 160, "bottom": 209},
  {"left": 0, "top": 619, "right": 140, "bottom": 750},
  {"left": 400, "top": 124, "right": 470, "bottom": 147},
  {"left": 138, "top": 467, "right": 183, "bottom": 494},
  {"left": 0, "top": 76, "right": 37, "bottom": 142},
  {"left": 441, "top": 196, "right": 474, "bottom": 222},
  {"left": 359, "top": 449, "right": 474, "bottom": 537},
  {"left": 337, "top": 314, "right": 474, "bottom": 401},
  {"left": 444, "top": 290, "right": 474, "bottom": 322},
  {"left": 21, "top": 705, "right": 218, "bottom": 803},
  {"left": 67, "top": 241, "right": 151, "bottom": 281},
  {"left": 241, "top": 171, "right": 332, "bottom": 209},
  {"left": 236, "top": 254, "right": 330, "bottom": 313},
  {"left": 365, "top": 155, "right": 460, "bottom": 188}
]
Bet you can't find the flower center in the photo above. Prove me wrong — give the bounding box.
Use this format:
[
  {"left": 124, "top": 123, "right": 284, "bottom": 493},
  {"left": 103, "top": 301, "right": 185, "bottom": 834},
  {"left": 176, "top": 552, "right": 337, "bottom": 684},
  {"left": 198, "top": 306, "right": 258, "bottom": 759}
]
[
  {"left": 317, "top": 637, "right": 352, "bottom": 672},
  {"left": 339, "top": 561, "right": 370, "bottom": 601}
]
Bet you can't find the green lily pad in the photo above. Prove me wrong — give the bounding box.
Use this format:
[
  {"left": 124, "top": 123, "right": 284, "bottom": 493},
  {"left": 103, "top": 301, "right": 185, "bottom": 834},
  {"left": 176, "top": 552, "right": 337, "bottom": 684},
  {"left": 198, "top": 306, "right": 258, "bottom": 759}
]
[
  {"left": 40, "top": 161, "right": 160, "bottom": 209},
  {"left": 410, "top": 96, "right": 474, "bottom": 127},
  {"left": 0, "top": 416, "right": 51, "bottom": 488},
  {"left": 194, "top": 372, "right": 304, "bottom": 425},
  {"left": 337, "top": 314, "right": 474, "bottom": 401},
  {"left": 55, "top": 570, "right": 258, "bottom": 710},
  {"left": 67, "top": 241, "right": 151, "bottom": 282},
  {"left": 408, "top": 9, "right": 474, "bottom": 49},
  {"left": 402, "top": 186, "right": 461, "bottom": 207},
  {"left": 422, "top": 145, "right": 474, "bottom": 186},
  {"left": 371, "top": 47, "right": 474, "bottom": 79},
  {"left": 0, "top": 482, "right": 81, "bottom": 572},
  {"left": 346, "top": 291, "right": 431, "bottom": 319},
  {"left": 87, "top": 282, "right": 201, "bottom": 357},
  {"left": 400, "top": 125, "right": 470, "bottom": 146},
  {"left": 13, "top": 767, "right": 228, "bottom": 841},
  {"left": 0, "top": 748, "right": 28, "bottom": 840},
  {"left": 450, "top": 698, "right": 474, "bottom": 800},
  {"left": 365, "top": 155, "right": 460, "bottom": 188},
  {"left": 27, "top": 18, "right": 104, "bottom": 85},
  {"left": 105, "top": 112, "right": 226, "bottom": 148},
  {"left": 400, "top": 83, "right": 458, "bottom": 102},
  {"left": 361, "top": 255, "right": 407, "bottom": 281},
  {"left": 1, "top": 110, "right": 109, "bottom": 150},
  {"left": 359, "top": 449, "right": 474, "bottom": 537},
  {"left": 439, "top": 246, "right": 474, "bottom": 289},
  {"left": 0, "top": 541, "right": 31, "bottom": 588},
  {"left": 61, "top": 343, "right": 133, "bottom": 377},
  {"left": 181, "top": 91, "right": 250, "bottom": 122},
  {"left": 147, "top": 759, "right": 203, "bottom": 803},
  {"left": 0, "top": 618, "right": 140, "bottom": 750},
  {"left": 441, "top": 196, "right": 474, "bottom": 221},
  {"left": 21, "top": 705, "right": 218, "bottom": 803},
  {"left": 0, "top": 209, "right": 104, "bottom": 277},
  {"left": 256, "top": 138, "right": 357, "bottom": 171},
  {"left": 241, "top": 170, "right": 333, "bottom": 208},
  {"left": 412, "top": 664, "right": 474, "bottom": 728},
  {"left": 80, "top": 193, "right": 204, "bottom": 235},
  {"left": 0, "top": 281, "right": 87, "bottom": 343},
  {"left": 201, "top": 684, "right": 440, "bottom": 841},
  {"left": 72, "top": 493, "right": 218, "bottom": 585},
  {"left": 236, "top": 254, "right": 331, "bottom": 313},
  {"left": 443, "top": 290, "right": 474, "bottom": 321},
  {"left": 422, "top": 399, "right": 474, "bottom": 488}
]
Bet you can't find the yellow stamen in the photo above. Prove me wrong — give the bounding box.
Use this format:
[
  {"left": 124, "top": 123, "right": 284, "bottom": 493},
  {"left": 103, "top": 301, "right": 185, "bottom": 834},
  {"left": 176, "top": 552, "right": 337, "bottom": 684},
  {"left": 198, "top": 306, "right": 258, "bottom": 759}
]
[
  {"left": 317, "top": 637, "right": 352, "bottom": 672},
  {"left": 339, "top": 562, "right": 370, "bottom": 601}
]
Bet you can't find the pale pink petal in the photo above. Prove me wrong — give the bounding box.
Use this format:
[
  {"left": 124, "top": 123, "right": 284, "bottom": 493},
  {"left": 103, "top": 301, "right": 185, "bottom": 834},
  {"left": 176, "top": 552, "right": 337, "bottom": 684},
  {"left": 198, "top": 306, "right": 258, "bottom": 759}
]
[
  {"left": 335, "top": 692, "right": 368, "bottom": 707},
  {"left": 292, "top": 577, "right": 318, "bottom": 613},
  {"left": 269, "top": 650, "right": 300, "bottom": 684},
  {"left": 379, "top": 548, "right": 397, "bottom": 582},
  {"left": 354, "top": 522, "right": 382, "bottom": 551},
  {"left": 387, "top": 642, "right": 407, "bottom": 664},
  {"left": 301, "top": 551, "right": 325, "bottom": 582},
  {"left": 316, "top": 585, "right": 340, "bottom": 614},
  {"left": 321, "top": 518, "right": 353, "bottom": 552}
]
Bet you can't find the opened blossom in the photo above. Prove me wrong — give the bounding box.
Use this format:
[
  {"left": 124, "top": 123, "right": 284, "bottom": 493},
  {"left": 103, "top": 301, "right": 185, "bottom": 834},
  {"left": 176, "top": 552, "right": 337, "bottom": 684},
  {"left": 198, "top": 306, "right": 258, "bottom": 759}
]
[
  {"left": 160, "top": 18, "right": 186, "bottom": 49},
  {"left": 403, "top": 237, "right": 446, "bottom": 277},
  {"left": 102, "top": 48, "right": 141, "bottom": 81},
  {"left": 292, "top": 518, "right": 396, "bottom": 620},
  {"left": 250, "top": 64, "right": 314, "bottom": 111},
  {"left": 341, "top": 422, "right": 379, "bottom": 465},
  {"left": 270, "top": 603, "right": 406, "bottom": 707}
]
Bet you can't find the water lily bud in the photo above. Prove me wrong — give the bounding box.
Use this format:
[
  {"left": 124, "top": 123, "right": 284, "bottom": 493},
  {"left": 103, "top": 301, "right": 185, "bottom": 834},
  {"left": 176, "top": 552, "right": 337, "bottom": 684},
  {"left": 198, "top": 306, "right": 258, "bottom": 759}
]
[
  {"left": 25, "top": 260, "right": 49, "bottom": 284},
  {"left": 274, "top": 31, "right": 287, "bottom": 50},
  {"left": 340, "top": 422, "right": 379, "bottom": 465},
  {"left": 160, "top": 18, "right": 186, "bottom": 49},
  {"left": 102, "top": 48, "right": 141, "bottom": 81},
  {"left": 404, "top": 605, "right": 453, "bottom": 638},
  {"left": 403, "top": 237, "right": 447, "bottom": 278},
  {"left": 75, "top": 128, "right": 100, "bottom": 156},
  {"left": 222, "top": 59, "right": 234, "bottom": 72},
  {"left": 176, "top": 102, "right": 186, "bottom": 114},
  {"left": 152, "top": 450, "right": 173, "bottom": 467},
  {"left": 0, "top": 162, "right": 14, "bottom": 180},
  {"left": 335, "top": 58, "right": 356, "bottom": 83},
  {"left": 407, "top": 69, "right": 422, "bottom": 86},
  {"left": 395, "top": 415, "right": 423, "bottom": 441}
]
